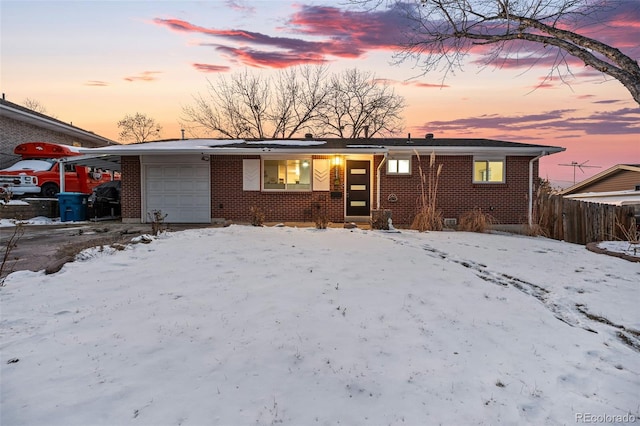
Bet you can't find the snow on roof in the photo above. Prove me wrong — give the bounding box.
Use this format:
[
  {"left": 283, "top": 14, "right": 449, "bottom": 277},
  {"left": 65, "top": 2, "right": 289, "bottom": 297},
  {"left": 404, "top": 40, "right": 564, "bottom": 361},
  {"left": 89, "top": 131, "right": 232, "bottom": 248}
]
[
  {"left": 245, "top": 140, "right": 326, "bottom": 146},
  {"left": 79, "top": 137, "right": 564, "bottom": 156},
  {"left": 564, "top": 189, "right": 640, "bottom": 206},
  {"left": 83, "top": 139, "right": 242, "bottom": 152}
]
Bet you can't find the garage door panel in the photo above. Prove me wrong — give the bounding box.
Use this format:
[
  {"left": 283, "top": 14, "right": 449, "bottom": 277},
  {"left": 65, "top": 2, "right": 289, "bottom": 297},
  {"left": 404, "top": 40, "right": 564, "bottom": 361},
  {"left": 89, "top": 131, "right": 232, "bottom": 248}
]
[
  {"left": 163, "top": 167, "right": 180, "bottom": 177},
  {"left": 163, "top": 181, "right": 181, "bottom": 192},
  {"left": 147, "top": 181, "right": 164, "bottom": 192},
  {"left": 192, "top": 181, "right": 210, "bottom": 191},
  {"left": 145, "top": 163, "right": 210, "bottom": 223}
]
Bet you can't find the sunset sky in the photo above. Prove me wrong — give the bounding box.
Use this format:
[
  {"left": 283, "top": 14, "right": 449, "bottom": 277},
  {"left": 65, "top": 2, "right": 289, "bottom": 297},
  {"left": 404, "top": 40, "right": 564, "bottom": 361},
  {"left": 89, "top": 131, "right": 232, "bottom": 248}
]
[{"left": 1, "top": 0, "right": 639, "bottom": 187}]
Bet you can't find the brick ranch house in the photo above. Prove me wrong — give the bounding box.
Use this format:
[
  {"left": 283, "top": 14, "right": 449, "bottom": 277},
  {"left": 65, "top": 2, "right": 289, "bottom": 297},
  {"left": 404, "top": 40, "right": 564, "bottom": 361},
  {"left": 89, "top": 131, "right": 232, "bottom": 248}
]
[{"left": 75, "top": 136, "right": 565, "bottom": 227}]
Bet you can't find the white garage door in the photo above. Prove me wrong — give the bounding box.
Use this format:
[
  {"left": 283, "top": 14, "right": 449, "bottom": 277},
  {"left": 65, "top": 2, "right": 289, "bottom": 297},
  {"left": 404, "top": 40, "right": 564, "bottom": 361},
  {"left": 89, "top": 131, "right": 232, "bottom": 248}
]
[{"left": 145, "top": 163, "right": 210, "bottom": 223}]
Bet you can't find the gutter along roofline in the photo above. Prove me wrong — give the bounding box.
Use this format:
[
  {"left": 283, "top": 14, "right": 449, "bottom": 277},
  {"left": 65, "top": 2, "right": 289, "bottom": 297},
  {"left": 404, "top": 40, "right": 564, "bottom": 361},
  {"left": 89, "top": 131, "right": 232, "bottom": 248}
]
[{"left": 79, "top": 139, "right": 565, "bottom": 157}]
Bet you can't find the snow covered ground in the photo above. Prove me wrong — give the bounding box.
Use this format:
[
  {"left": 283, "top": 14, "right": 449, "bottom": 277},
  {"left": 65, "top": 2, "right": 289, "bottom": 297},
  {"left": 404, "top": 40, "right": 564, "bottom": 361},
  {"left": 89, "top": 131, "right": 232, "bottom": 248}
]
[{"left": 1, "top": 225, "right": 638, "bottom": 425}]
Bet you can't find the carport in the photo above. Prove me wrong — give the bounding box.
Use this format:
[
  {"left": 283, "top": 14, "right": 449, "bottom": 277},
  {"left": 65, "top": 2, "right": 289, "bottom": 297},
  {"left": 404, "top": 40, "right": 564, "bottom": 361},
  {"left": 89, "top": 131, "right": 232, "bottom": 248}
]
[
  {"left": 58, "top": 154, "right": 122, "bottom": 192},
  {"left": 58, "top": 154, "right": 123, "bottom": 220}
]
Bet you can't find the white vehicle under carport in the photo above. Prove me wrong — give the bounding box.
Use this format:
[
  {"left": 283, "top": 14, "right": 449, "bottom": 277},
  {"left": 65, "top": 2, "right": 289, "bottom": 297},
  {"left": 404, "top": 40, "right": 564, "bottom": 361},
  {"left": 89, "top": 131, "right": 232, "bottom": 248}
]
[{"left": 0, "top": 159, "right": 54, "bottom": 196}]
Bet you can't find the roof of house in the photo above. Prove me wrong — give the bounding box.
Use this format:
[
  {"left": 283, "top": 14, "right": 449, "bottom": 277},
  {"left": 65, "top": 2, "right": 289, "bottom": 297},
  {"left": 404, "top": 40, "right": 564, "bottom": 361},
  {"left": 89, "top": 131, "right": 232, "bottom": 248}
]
[
  {"left": 67, "top": 137, "right": 564, "bottom": 172},
  {"left": 0, "top": 97, "right": 117, "bottom": 147},
  {"left": 78, "top": 137, "right": 564, "bottom": 156},
  {"left": 559, "top": 164, "right": 640, "bottom": 195}
]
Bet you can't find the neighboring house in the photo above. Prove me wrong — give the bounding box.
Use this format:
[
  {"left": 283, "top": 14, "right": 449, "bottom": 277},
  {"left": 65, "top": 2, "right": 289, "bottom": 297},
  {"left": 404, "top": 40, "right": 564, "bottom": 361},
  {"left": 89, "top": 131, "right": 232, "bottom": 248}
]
[
  {"left": 560, "top": 164, "right": 640, "bottom": 196},
  {"left": 0, "top": 96, "right": 117, "bottom": 169},
  {"left": 560, "top": 164, "right": 640, "bottom": 211},
  {"left": 76, "top": 136, "right": 564, "bottom": 226}
]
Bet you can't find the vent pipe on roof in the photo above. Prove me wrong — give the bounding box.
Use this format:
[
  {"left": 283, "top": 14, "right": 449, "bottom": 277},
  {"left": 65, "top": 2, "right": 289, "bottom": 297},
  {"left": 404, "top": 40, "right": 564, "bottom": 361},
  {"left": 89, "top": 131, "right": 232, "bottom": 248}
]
[
  {"left": 407, "top": 133, "right": 412, "bottom": 144},
  {"left": 364, "top": 125, "right": 369, "bottom": 139}
]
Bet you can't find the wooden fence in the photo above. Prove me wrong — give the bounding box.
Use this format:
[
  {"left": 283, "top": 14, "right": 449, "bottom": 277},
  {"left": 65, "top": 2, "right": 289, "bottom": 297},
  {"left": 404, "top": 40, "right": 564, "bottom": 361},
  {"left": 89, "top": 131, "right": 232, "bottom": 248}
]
[{"left": 536, "top": 193, "right": 637, "bottom": 245}]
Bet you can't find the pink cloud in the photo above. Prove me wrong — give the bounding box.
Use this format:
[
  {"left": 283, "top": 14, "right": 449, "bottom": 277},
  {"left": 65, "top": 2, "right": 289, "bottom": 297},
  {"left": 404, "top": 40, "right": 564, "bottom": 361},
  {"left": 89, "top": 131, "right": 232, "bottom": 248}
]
[
  {"left": 416, "top": 107, "right": 640, "bottom": 139},
  {"left": 225, "top": 0, "right": 255, "bottom": 15},
  {"left": 124, "top": 71, "right": 162, "bottom": 82},
  {"left": 373, "top": 77, "right": 449, "bottom": 89},
  {"left": 151, "top": 1, "right": 639, "bottom": 73},
  {"left": 214, "top": 45, "right": 328, "bottom": 68},
  {"left": 192, "top": 63, "right": 231, "bottom": 73},
  {"left": 151, "top": 5, "right": 404, "bottom": 70},
  {"left": 84, "top": 80, "right": 109, "bottom": 87}
]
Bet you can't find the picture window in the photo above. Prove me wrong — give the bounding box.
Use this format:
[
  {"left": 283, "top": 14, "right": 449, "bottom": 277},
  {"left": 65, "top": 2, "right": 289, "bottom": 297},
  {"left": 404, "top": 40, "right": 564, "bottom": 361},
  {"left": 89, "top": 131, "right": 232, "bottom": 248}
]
[{"left": 263, "top": 159, "right": 311, "bottom": 191}]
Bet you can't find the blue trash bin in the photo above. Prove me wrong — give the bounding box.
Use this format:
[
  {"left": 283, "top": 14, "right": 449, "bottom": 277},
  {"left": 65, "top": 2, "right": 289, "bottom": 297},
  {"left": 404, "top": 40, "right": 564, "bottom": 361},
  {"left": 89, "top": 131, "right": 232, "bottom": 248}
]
[{"left": 58, "top": 192, "right": 89, "bottom": 222}]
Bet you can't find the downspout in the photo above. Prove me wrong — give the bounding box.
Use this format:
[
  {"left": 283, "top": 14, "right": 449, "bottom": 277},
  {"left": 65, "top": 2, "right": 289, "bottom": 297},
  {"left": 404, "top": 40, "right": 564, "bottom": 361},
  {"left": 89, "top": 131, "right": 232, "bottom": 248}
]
[
  {"left": 376, "top": 152, "right": 388, "bottom": 209},
  {"left": 528, "top": 151, "right": 547, "bottom": 227}
]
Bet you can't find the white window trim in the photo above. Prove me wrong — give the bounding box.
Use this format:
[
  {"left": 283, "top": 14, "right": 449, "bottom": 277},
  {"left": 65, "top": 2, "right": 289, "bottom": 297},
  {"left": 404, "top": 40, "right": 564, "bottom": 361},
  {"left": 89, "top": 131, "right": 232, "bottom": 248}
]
[
  {"left": 473, "top": 157, "right": 506, "bottom": 184},
  {"left": 386, "top": 156, "right": 412, "bottom": 175},
  {"left": 262, "top": 157, "right": 313, "bottom": 192}
]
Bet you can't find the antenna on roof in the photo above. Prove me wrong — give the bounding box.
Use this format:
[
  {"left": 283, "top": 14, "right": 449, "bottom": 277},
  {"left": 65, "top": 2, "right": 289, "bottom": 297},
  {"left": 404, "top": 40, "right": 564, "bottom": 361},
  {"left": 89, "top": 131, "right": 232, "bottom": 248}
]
[{"left": 558, "top": 160, "right": 601, "bottom": 184}]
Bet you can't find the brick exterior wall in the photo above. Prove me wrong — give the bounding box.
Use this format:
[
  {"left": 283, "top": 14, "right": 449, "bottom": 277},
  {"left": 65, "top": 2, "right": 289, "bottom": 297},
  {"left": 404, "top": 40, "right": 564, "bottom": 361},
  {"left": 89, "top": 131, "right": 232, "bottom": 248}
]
[
  {"left": 211, "top": 155, "right": 344, "bottom": 223},
  {"left": 375, "top": 154, "right": 539, "bottom": 225},
  {"left": 0, "top": 116, "right": 107, "bottom": 169},
  {"left": 121, "top": 156, "right": 142, "bottom": 222},
  {"left": 120, "top": 153, "right": 539, "bottom": 225}
]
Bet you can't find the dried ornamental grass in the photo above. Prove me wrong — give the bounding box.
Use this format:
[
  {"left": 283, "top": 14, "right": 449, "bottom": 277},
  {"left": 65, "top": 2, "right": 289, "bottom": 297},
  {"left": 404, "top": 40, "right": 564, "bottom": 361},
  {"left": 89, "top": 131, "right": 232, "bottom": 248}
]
[
  {"left": 411, "top": 151, "right": 443, "bottom": 232},
  {"left": 458, "top": 208, "right": 495, "bottom": 233}
]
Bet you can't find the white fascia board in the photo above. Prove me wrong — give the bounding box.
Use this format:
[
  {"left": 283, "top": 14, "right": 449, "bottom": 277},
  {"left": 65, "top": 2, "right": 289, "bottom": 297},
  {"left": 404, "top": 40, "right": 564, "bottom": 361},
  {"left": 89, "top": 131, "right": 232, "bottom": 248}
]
[
  {"left": 251, "top": 148, "right": 388, "bottom": 155},
  {"left": 79, "top": 147, "right": 389, "bottom": 156},
  {"left": 388, "top": 146, "right": 565, "bottom": 156}
]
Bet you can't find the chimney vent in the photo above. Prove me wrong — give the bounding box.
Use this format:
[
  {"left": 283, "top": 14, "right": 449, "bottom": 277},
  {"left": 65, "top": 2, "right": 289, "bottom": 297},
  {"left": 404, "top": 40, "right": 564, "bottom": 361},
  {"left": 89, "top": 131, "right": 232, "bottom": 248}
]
[
  {"left": 425, "top": 133, "right": 434, "bottom": 139},
  {"left": 304, "top": 133, "right": 313, "bottom": 139}
]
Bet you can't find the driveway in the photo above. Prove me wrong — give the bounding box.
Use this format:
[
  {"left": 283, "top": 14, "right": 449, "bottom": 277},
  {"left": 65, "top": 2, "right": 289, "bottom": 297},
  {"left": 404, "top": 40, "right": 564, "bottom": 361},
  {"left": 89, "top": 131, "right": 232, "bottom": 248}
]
[{"left": 0, "top": 221, "right": 214, "bottom": 278}]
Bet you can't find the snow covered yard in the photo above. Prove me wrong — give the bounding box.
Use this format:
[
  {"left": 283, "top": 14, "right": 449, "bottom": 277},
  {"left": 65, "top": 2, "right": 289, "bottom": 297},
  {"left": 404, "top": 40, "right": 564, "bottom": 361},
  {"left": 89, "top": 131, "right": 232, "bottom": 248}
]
[{"left": 1, "top": 225, "right": 638, "bottom": 425}]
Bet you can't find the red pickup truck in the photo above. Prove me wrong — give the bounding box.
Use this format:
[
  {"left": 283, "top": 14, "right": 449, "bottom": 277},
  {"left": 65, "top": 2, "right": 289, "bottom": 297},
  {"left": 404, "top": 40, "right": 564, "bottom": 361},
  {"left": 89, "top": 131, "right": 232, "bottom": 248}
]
[{"left": 0, "top": 142, "right": 116, "bottom": 197}]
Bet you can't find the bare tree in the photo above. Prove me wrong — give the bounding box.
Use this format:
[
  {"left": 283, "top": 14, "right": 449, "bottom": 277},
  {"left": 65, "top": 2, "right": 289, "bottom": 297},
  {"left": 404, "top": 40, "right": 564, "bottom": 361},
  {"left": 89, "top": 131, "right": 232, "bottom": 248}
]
[
  {"left": 353, "top": 0, "right": 640, "bottom": 105},
  {"left": 181, "top": 66, "right": 405, "bottom": 139},
  {"left": 117, "top": 113, "right": 162, "bottom": 143},
  {"left": 182, "top": 66, "right": 330, "bottom": 139},
  {"left": 317, "top": 68, "right": 405, "bottom": 138},
  {"left": 23, "top": 98, "right": 57, "bottom": 118},
  {"left": 270, "top": 65, "right": 330, "bottom": 138},
  {"left": 182, "top": 70, "right": 269, "bottom": 138}
]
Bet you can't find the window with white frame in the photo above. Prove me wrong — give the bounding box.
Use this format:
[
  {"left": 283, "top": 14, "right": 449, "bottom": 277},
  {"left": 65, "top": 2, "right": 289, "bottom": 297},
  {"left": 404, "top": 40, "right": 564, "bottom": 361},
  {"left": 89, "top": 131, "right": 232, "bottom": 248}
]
[
  {"left": 473, "top": 158, "right": 505, "bottom": 183},
  {"left": 263, "top": 159, "right": 312, "bottom": 190},
  {"left": 387, "top": 157, "right": 411, "bottom": 175}
]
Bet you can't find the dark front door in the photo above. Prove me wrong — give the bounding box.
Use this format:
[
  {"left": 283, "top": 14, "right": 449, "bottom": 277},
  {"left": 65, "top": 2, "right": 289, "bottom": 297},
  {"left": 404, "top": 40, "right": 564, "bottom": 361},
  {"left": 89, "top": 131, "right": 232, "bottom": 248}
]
[{"left": 346, "top": 160, "right": 371, "bottom": 216}]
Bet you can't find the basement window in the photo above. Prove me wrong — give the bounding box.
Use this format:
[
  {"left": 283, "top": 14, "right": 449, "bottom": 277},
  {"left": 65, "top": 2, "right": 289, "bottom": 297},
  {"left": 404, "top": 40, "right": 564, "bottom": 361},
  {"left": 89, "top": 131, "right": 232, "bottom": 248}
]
[
  {"left": 263, "top": 159, "right": 311, "bottom": 191},
  {"left": 473, "top": 159, "right": 505, "bottom": 183},
  {"left": 387, "top": 157, "right": 411, "bottom": 175}
]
